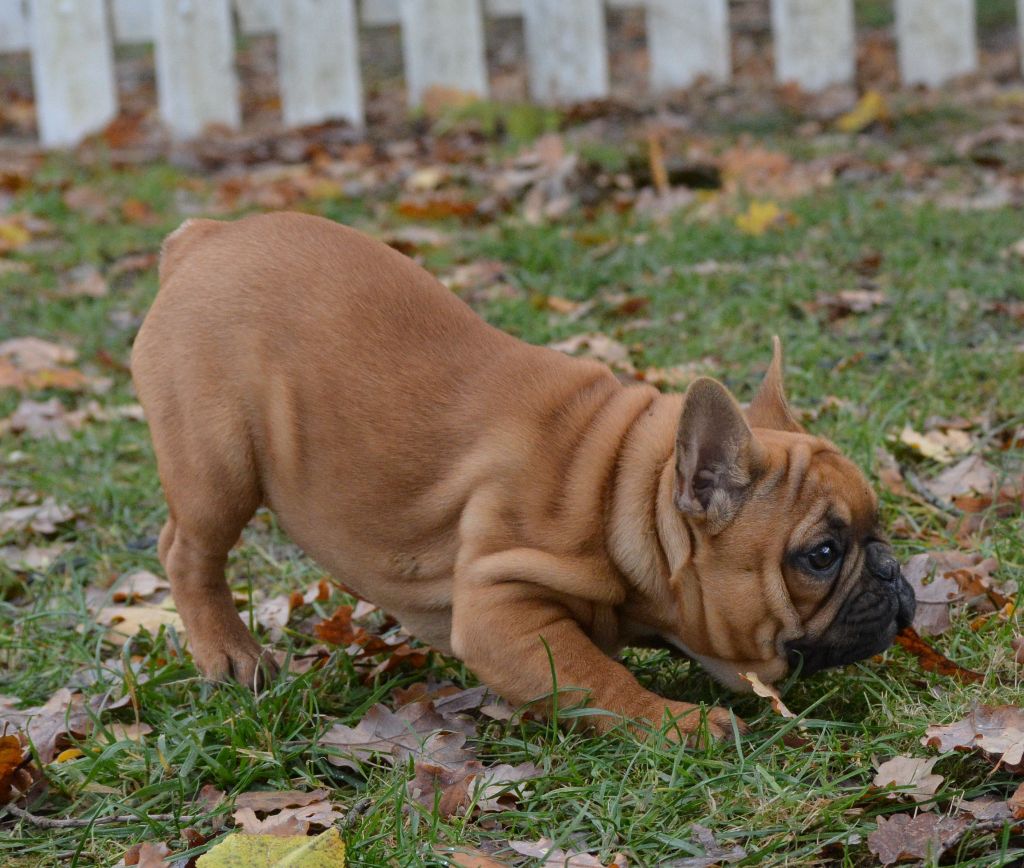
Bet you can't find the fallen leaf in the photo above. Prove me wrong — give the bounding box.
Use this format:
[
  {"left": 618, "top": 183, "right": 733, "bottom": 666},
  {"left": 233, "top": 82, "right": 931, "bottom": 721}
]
[
  {"left": 0, "top": 498, "right": 76, "bottom": 535},
  {"left": 835, "top": 90, "right": 889, "bottom": 133},
  {"left": 897, "top": 426, "right": 973, "bottom": 464},
  {"left": 1010, "top": 782, "right": 1024, "bottom": 819},
  {"left": 0, "top": 337, "right": 77, "bottom": 372},
  {"left": 0, "top": 733, "right": 36, "bottom": 804},
  {"left": 59, "top": 264, "right": 108, "bottom": 298},
  {"left": 959, "top": 796, "right": 1012, "bottom": 820},
  {"left": 62, "top": 185, "right": 113, "bottom": 221},
  {"left": 734, "top": 200, "right": 789, "bottom": 236},
  {"left": 0, "top": 542, "right": 66, "bottom": 572},
  {"left": 922, "top": 705, "right": 1024, "bottom": 772},
  {"left": 232, "top": 800, "right": 343, "bottom": 836},
  {"left": 313, "top": 605, "right": 357, "bottom": 646},
  {"left": 409, "top": 755, "right": 541, "bottom": 817},
  {"left": 96, "top": 603, "right": 186, "bottom": 645},
  {"left": 111, "top": 570, "right": 170, "bottom": 603},
  {"left": 903, "top": 551, "right": 1005, "bottom": 636},
  {"left": 867, "top": 813, "right": 968, "bottom": 866},
  {"left": 54, "top": 747, "right": 84, "bottom": 762},
  {"left": 435, "top": 846, "right": 508, "bottom": 868},
  {"left": 548, "top": 333, "right": 634, "bottom": 372},
  {"left": 873, "top": 756, "right": 943, "bottom": 804},
  {"left": 319, "top": 701, "right": 475, "bottom": 771},
  {"left": 0, "top": 688, "right": 93, "bottom": 763},
  {"left": 100, "top": 722, "right": 153, "bottom": 743},
  {"left": 808, "top": 289, "right": 889, "bottom": 320},
  {"left": 195, "top": 827, "right": 345, "bottom": 867},
  {"left": 2, "top": 398, "right": 85, "bottom": 441},
  {"left": 234, "top": 789, "right": 331, "bottom": 813},
  {"left": 667, "top": 824, "right": 747, "bottom": 867},
  {"left": 508, "top": 838, "right": 627, "bottom": 867},
  {"left": 740, "top": 672, "right": 795, "bottom": 718},
  {"left": 894, "top": 626, "right": 984, "bottom": 683},
  {"left": 130, "top": 842, "right": 172, "bottom": 868}
]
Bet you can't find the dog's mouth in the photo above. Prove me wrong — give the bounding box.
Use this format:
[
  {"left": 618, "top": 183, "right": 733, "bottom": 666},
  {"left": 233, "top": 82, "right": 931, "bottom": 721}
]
[{"left": 785, "top": 566, "right": 916, "bottom": 678}]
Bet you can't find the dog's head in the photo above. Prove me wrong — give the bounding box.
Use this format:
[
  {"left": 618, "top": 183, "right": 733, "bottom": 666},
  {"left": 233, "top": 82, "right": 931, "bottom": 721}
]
[{"left": 662, "top": 339, "right": 915, "bottom": 690}]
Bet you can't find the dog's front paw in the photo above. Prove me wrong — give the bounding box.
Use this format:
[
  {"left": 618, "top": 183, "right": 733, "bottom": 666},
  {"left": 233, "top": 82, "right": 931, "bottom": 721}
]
[
  {"left": 658, "top": 701, "right": 748, "bottom": 745},
  {"left": 190, "top": 626, "right": 278, "bottom": 691}
]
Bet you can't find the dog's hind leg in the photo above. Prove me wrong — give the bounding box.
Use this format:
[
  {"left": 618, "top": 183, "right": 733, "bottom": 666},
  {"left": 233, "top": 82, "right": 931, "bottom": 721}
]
[{"left": 151, "top": 414, "right": 273, "bottom": 689}]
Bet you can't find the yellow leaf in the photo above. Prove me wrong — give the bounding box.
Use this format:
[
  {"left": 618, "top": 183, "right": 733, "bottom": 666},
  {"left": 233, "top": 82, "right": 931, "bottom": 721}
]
[
  {"left": 55, "top": 748, "right": 84, "bottom": 763},
  {"left": 836, "top": 90, "right": 889, "bottom": 134},
  {"left": 734, "top": 201, "right": 784, "bottom": 236},
  {"left": 196, "top": 828, "right": 345, "bottom": 868},
  {"left": 0, "top": 220, "right": 30, "bottom": 251},
  {"left": 740, "top": 672, "right": 796, "bottom": 719}
]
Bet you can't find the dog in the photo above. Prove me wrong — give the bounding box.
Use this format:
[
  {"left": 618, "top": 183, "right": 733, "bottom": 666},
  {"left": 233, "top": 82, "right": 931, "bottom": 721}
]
[{"left": 131, "top": 212, "right": 915, "bottom": 739}]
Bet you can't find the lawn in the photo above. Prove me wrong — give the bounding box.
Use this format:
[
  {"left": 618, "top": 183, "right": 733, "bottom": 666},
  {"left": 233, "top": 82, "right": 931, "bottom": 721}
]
[{"left": 1, "top": 88, "right": 1023, "bottom": 866}]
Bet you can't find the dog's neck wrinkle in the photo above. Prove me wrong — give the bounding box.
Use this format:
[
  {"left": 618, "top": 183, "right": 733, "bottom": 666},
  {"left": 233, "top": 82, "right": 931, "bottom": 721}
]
[{"left": 604, "top": 394, "right": 707, "bottom": 640}]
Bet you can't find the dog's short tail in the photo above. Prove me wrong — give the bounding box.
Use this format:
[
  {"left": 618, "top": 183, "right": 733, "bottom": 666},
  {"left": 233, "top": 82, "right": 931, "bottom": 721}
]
[{"left": 158, "top": 218, "right": 225, "bottom": 284}]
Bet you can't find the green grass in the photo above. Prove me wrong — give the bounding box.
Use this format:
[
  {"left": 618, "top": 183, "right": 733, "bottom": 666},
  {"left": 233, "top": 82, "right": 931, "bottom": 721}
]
[{"left": 1, "top": 102, "right": 1023, "bottom": 866}]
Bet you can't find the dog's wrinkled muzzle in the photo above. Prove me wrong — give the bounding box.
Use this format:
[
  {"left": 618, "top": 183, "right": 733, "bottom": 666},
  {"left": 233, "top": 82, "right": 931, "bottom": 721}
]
[{"left": 786, "top": 542, "right": 916, "bottom": 677}]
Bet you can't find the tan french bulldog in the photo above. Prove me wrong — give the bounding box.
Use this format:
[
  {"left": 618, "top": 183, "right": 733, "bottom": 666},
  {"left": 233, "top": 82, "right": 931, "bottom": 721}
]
[{"left": 131, "top": 212, "right": 915, "bottom": 739}]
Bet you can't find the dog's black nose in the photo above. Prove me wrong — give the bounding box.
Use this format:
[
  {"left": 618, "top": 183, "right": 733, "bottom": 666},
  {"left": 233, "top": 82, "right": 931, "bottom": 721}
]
[{"left": 866, "top": 541, "right": 900, "bottom": 583}]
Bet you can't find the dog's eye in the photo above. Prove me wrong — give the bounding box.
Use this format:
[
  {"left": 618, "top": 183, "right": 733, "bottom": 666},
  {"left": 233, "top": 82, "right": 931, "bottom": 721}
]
[{"left": 807, "top": 541, "right": 841, "bottom": 572}]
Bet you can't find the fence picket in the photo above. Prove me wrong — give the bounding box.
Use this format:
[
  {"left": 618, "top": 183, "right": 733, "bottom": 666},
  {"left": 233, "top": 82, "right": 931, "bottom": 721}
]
[
  {"left": 29, "top": 0, "right": 117, "bottom": 147},
  {"left": 896, "top": 0, "right": 977, "bottom": 87},
  {"left": 0, "top": 0, "right": 29, "bottom": 52},
  {"left": 279, "top": 0, "right": 363, "bottom": 127},
  {"left": 398, "top": 0, "right": 488, "bottom": 105},
  {"left": 153, "top": 0, "right": 240, "bottom": 139},
  {"left": 770, "top": 0, "right": 854, "bottom": 92},
  {"left": 646, "top": 0, "right": 729, "bottom": 92},
  {"left": 235, "top": 0, "right": 281, "bottom": 34},
  {"left": 522, "top": 0, "right": 608, "bottom": 103},
  {"left": 111, "top": 0, "right": 153, "bottom": 44}
]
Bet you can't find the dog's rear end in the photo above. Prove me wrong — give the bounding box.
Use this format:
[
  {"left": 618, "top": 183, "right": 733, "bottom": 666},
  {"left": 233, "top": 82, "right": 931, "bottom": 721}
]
[{"left": 132, "top": 212, "right": 602, "bottom": 683}]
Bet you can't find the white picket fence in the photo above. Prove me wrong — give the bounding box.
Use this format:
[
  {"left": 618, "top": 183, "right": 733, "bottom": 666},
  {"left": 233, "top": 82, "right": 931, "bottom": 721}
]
[{"left": 0, "top": 0, "right": 997, "bottom": 148}]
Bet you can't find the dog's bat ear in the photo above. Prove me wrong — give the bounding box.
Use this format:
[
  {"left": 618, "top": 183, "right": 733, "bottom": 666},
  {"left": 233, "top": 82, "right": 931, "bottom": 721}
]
[
  {"left": 746, "top": 336, "right": 804, "bottom": 433},
  {"left": 675, "top": 377, "right": 767, "bottom": 533}
]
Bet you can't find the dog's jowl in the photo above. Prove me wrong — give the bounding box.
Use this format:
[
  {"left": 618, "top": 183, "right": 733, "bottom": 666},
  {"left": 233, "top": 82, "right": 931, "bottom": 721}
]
[{"left": 131, "top": 212, "right": 914, "bottom": 738}]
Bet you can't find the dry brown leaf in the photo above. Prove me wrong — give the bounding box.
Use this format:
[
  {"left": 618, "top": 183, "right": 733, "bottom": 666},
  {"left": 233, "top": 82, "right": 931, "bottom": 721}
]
[
  {"left": 740, "top": 672, "right": 795, "bottom": 718},
  {"left": 235, "top": 789, "right": 330, "bottom": 813},
  {"left": 59, "top": 264, "right": 108, "bottom": 298},
  {"left": 0, "top": 733, "right": 36, "bottom": 805},
  {"left": 0, "top": 498, "right": 76, "bottom": 535},
  {"left": 809, "top": 288, "right": 889, "bottom": 320},
  {"left": 548, "top": 333, "right": 634, "bottom": 372},
  {"left": 903, "top": 551, "right": 1006, "bottom": 636},
  {"left": 319, "top": 701, "right": 475, "bottom": 771},
  {"left": 668, "top": 824, "right": 747, "bottom": 867},
  {"left": 232, "top": 799, "right": 343, "bottom": 836},
  {"left": 959, "top": 797, "right": 1012, "bottom": 820},
  {"left": 508, "top": 838, "right": 627, "bottom": 867},
  {"left": 0, "top": 337, "right": 77, "bottom": 372},
  {"left": 100, "top": 722, "right": 153, "bottom": 743},
  {"left": 111, "top": 570, "right": 170, "bottom": 603},
  {"left": 867, "top": 813, "right": 968, "bottom": 866},
  {"left": 2, "top": 398, "right": 85, "bottom": 441},
  {"left": 0, "top": 542, "right": 67, "bottom": 572},
  {"left": 409, "top": 755, "right": 541, "bottom": 817},
  {"left": 0, "top": 688, "right": 93, "bottom": 763},
  {"left": 873, "top": 756, "right": 943, "bottom": 804},
  {"left": 922, "top": 705, "right": 1024, "bottom": 772},
  {"left": 435, "top": 846, "right": 508, "bottom": 868},
  {"left": 894, "top": 627, "right": 983, "bottom": 683}
]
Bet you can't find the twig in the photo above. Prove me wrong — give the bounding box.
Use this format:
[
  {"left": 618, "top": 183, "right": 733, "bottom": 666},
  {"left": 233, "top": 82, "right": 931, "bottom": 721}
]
[
  {"left": 341, "top": 798, "right": 371, "bottom": 830},
  {"left": 899, "top": 463, "right": 962, "bottom": 517},
  {"left": 3, "top": 804, "right": 200, "bottom": 829}
]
